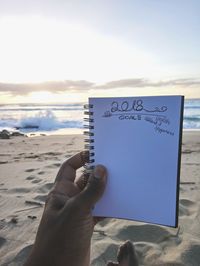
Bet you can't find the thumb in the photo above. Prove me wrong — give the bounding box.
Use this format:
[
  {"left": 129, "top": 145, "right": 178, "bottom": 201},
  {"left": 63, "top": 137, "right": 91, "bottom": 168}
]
[{"left": 76, "top": 165, "right": 107, "bottom": 209}]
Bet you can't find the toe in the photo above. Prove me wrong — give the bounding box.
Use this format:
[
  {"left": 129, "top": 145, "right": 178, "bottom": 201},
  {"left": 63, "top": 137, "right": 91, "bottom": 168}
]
[
  {"left": 117, "top": 242, "right": 129, "bottom": 262},
  {"left": 107, "top": 262, "right": 119, "bottom": 266},
  {"left": 117, "top": 240, "right": 139, "bottom": 266}
]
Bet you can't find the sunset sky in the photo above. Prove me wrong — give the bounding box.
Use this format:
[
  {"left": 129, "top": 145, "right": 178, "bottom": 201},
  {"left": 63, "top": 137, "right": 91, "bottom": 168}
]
[{"left": 0, "top": 0, "right": 200, "bottom": 103}]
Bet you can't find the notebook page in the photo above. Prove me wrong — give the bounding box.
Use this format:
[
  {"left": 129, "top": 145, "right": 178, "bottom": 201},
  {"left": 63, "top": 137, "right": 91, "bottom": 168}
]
[{"left": 89, "top": 96, "right": 184, "bottom": 227}]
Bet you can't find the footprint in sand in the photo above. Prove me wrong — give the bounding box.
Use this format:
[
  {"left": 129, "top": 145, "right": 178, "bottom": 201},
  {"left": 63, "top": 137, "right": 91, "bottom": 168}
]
[
  {"left": 179, "top": 199, "right": 197, "bottom": 217},
  {"left": 116, "top": 224, "right": 175, "bottom": 244},
  {"left": 37, "top": 183, "right": 54, "bottom": 193},
  {"left": 0, "top": 237, "right": 6, "bottom": 248},
  {"left": 45, "top": 152, "right": 62, "bottom": 156},
  {"left": 25, "top": 168, "right": 38, "bottom": 173},
  {"left": 8, "top": 187, "right": 30, "bottom": 193},
  {"left": 25, "top": 155, "right": 39, "bottom": 159},
  {"left": 26, "top": 175, "right": 35, "bottom": 180},
  {"left": 31, "top": 179, "right": 42, "bottom": 184},
  {"left": 38, "top": 171, "right": 45, "bottom": 175},
  {"left": 0, "top": 188, "right": 8, "bottom": 192},
  {"left": 34, "top": 194, "right": 48, "bottom": 202},
  {"left": 0, "top": 220, "right": 6, "bottom": 230},
  {"left": 67, "top": 142, "right": 74, "bottom": 146},
  {"left": 46, "top": 163, "right": 61, "bottom": 169},
  {"left": 14, "top": 156, "right": 21, "bottom": 160}
]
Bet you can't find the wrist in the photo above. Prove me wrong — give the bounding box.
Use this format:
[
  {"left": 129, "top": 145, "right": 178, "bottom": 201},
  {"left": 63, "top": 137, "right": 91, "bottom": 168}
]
[{"left": 24, "top": 244, "right": 90, "bottom": 266}]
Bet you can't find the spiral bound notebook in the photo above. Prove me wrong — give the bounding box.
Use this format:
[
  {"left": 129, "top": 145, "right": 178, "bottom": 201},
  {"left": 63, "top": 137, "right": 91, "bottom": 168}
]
[{"left": 84, "top": 95, "right": 184, "bottom": 227}]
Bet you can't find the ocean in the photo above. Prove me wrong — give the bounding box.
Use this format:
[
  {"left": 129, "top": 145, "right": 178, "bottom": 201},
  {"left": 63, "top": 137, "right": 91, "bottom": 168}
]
[{"left": 0, "top": 99, "right": 200, "bottom": 136}]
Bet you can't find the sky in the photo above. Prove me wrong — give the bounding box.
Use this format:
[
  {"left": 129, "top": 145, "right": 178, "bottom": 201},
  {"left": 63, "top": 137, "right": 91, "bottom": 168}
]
[{"left": 0, "top": 0, "right": 200, "bottom": 103}]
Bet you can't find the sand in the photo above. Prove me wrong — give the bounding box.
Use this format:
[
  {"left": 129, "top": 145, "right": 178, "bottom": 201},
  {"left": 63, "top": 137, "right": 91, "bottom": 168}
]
[{"left": 0, "top": 131, "right": 199, "bottom": 266}]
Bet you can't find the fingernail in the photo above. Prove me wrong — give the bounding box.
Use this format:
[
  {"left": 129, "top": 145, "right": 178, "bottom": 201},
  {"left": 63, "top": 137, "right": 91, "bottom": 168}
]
[{"left": 94, "top": 165, "right": 106, "bottom": 179}]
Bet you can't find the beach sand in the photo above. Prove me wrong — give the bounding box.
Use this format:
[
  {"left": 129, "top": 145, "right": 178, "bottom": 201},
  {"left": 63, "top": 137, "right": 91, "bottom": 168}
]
[{"left": 0, "top": 131, "right": 199, "bottom": 265}]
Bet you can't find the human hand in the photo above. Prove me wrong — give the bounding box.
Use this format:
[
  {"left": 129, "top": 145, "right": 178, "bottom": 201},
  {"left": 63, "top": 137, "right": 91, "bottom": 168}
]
[{"left": 25, "top": 151, "right": 107, "bottom": 266}]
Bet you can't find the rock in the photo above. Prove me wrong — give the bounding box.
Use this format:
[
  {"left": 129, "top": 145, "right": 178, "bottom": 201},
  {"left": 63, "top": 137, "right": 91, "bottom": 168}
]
[
  {"left": 0, "top": 129, "right": 26, "bottom": 138},
  {"left": 27, "top": 215, "right": 37, "bottom": 220},
  {"left": 10, "top": 217, "right": 18, "bottom": 224},
  {"left": 16, "top": 125, "right": 39, "bottom": 129},
  {"left": 1, "top": 129, "right": 10, "bottom": 134},
  {"left": 0, "top": 130, "right": 10, "bottom": 139},
  {"left": 11, "top": 131, "right": 25, "bottom": 137}
]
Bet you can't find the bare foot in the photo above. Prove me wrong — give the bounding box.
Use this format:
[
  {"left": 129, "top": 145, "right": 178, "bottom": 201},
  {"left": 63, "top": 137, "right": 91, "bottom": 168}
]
[{"left": 107, "top": 240, "right": 139, "bottom": 266}]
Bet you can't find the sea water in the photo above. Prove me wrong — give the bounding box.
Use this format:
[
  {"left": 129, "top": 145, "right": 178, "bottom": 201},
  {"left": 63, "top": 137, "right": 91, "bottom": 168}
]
[
  {"left": 0, "top": 99, "right": 199, "bottom": 135},
  {"left": 0, "top": 103, "right": 83, "bottom": 135}
]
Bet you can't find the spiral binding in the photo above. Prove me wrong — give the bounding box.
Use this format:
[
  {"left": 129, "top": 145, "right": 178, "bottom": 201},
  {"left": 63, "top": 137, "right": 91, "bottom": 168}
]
[{"left": 83, "top": 103, "right": 95, "bottom": 175}]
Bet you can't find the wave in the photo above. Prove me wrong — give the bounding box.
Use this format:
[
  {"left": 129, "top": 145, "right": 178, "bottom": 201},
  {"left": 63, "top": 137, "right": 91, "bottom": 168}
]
[
  {"left": 0, "top": 110, "right": 82, "bottom": 132},
  {"left": 0, "top": 105, "right": 200, "bottom": 132},
  {"left": 0, "top": 103, "right": 83, "bottom": 112},
  {"left": 0, "top": 103, "right": 83, "bottom": 107},
  {"left": 184, "top": 116, "right": 200, "bottom": 122},
  {"left": 183, "top": 115, "right": 200, "bottom": 129},
  {"left": 184, "top": 105, "right": 200, "bottom": 109},
  {"left": 0, "top": 107, "right": 83, "bottom": 112},
  {"left": 184, "top": 99, "right": 200, "bottom": 108}
]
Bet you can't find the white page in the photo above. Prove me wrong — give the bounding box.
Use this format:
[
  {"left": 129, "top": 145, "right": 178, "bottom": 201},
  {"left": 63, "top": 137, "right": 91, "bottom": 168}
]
[{"left": 88, "top": 96, "right": 184, "bottom": 227}]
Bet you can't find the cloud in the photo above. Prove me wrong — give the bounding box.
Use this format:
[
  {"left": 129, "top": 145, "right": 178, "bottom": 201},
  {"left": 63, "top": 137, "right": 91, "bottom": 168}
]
[
  {"left": 99, "top": 79, "right": 148, "bottom": 89},
  {"left": 100, "top": 78, "right": 200, "bottom": 89},
  {"left": 0, "top": 80, "right": 95, "bottom": 95},
  {"left": 0, "top": 78, "right": 199, "bottom": 95}
]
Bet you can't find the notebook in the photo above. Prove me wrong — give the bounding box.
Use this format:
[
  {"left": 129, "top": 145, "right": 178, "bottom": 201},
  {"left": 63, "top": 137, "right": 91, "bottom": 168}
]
[{"left": 84, "top": 95, "right": 184, "bottom": 227}]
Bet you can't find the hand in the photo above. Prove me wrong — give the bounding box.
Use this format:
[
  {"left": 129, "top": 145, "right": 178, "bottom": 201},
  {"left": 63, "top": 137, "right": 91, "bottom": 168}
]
[{"left": 25, "top": 151, "right": 107, "bottom": 266}]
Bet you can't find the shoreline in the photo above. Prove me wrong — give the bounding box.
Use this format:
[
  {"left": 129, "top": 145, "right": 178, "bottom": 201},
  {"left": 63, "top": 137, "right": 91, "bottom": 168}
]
[{"left": 0, "top": 128, "right": 200, "bottom": 139}]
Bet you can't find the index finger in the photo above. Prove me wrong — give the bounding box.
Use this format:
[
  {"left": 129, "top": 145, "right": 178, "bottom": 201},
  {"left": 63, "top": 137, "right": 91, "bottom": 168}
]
[{"left": 55, "top": 151, "right": 89, "bottom": 183}]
